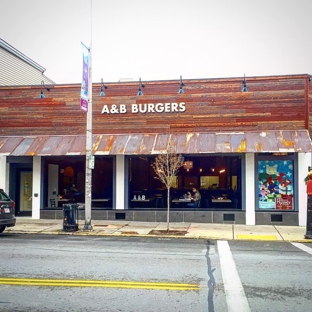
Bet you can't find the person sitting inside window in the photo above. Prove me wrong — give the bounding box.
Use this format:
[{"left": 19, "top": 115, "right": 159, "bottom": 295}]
[{"left": 187, "top": 187, "right": 201, "bottom": 208}]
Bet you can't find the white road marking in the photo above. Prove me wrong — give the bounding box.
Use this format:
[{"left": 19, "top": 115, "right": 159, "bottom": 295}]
[
  {"left": 217, "top": 240, "right": 251, "bottom": 312},
  {"left": 291, "top": 242, "right": 312, "bottom": 255}
]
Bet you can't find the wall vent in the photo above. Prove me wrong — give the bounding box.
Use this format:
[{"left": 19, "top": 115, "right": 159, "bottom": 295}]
[
  {"left": 223, "top": 213, "right": 235, "bottom": 221},
  {"left": 115, "top": 212, "right": 126, "bottom": 220},
  {"left": 271, "top": 214, "right": 283, "bottom": 222}
]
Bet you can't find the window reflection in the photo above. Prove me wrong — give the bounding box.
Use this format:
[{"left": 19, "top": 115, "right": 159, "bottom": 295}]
[{"left": 129, "top": 155, "right": 242, "bottom": 209}]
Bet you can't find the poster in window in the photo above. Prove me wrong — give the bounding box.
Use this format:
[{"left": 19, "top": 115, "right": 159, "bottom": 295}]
[{"left": 258, "top": 160, "right": 293, "bottom": 210}]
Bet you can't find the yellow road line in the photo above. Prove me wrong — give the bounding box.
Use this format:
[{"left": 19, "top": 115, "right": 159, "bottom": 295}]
[
  {"left": 236, "top": 234, "right": 277, "bottom": 240},
  {"left": 0, "top": 277, "right": 199, "bottom": 291}
]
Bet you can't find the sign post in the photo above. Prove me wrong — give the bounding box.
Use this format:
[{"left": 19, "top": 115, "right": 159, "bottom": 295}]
[
  {"left": 80, "top": 0, "right": 93, "bottom": 231},
  {"left": 80, "top": 42, "right": 92, "bottom": 231}
]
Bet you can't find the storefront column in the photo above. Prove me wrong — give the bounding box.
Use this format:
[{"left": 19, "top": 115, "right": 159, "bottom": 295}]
[
  {"left": 298, "top": 153, "right": 310, "bottom": 226},
  {"left": 32, "top": 156, "right": 41, "bottom": 219},
  {"left": 245, "top": 153, "right": 255, "bottom": 225},
  {"left": 0, "top": 156, "right": 9, "bottom": 192},
  {"left": 116, "top": 155, "right": 125, "bottom": 209}
]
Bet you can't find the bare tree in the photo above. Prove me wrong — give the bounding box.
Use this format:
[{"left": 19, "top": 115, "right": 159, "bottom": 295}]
[{"left": 152, "top": 138, "right": 184, "bottom": 232}]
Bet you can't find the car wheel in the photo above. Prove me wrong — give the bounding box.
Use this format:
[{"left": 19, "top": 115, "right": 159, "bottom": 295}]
[{"left": 0, "top": 227, "right": 6, "bottom": 233}]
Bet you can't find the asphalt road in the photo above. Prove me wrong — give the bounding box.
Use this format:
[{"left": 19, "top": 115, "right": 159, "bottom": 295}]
[{"left": 0, "top": 234, "right": 311, "bottom": 312}]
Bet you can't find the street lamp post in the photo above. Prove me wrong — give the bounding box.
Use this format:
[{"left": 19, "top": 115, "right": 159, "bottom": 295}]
[
  {"left": 84, "top": 0, "right": 93, "bottom": 230},
  {"left": 84, "top": 73, "right": 93, "bottom": 230}
]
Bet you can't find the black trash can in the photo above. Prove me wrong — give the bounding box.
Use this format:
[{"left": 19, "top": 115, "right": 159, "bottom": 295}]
[
  {"left": 305, "top": 196, "right": 312, "bottom": 239},
  {"left": 305, "top": 180, "right": 312, "bottom": 239},
  {"left": 63, "top": 204, "right": 79, "bottom": 232}
]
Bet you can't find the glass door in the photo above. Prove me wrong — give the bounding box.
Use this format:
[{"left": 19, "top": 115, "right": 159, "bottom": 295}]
[{"left": 19, "top": 171, "right": 33, "bottom": 212}]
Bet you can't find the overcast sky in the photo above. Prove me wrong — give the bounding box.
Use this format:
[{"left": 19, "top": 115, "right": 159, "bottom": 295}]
[{"left": 1, "top": 0, "right": 311, "bottom": 84}]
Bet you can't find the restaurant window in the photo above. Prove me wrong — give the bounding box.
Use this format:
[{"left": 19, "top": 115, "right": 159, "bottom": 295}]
[
  {"left": 169, "top": 176, "right": 178, "bottom": 189},
  {"left": 257, "top": 157, "right": 295, "bottom": 210},
  {"left": 184, "top": 176, "right": 198, "bottom": 189},
  {"left": 200, "top": 176, "right": 219, "bottom": 189}
]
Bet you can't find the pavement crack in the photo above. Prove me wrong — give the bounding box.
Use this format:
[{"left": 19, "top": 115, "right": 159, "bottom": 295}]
[
  {"left": 273, "top": 225, "right": 284, "bottom": 241},
  {"left": 206, "top": 241, "right": 216, "bottom": 312}
]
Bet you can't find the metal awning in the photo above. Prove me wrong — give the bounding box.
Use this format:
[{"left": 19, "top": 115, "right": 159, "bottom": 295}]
[{"left": 0, "top": 130, "right": 311, "bottom": 156}]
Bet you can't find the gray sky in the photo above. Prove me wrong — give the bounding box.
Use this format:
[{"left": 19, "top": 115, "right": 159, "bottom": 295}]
[{"left": 1, "top": 0, "right": 311, "bottom": 84}]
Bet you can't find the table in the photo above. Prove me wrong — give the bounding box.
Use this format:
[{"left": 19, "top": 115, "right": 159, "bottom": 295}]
[
  {"left": 57, "top": 199, "right": 72, "bottom": 207},
  {"left": 172, "top": 198, "right": 191, "bottom": 203},
  {"left": 172, "top": 198, "right": 191, "bottom": 208},
  {"left": 131, "top": 197, "right": 156, "bottom": 208},
  {"left": 92, "top": 198, "right": 111, "bottom": 203},
  {"left": 211, "top": 198, "right": 232, "bottom": 208},
  {"left": 68, "top": 199, "right": 112, "bottom": 208},
  {"left": 92, "top": 198, "right": 112, "bottom": 207},
  {"left": 211, "top": 199, "right": 232, "bottom": 203}
]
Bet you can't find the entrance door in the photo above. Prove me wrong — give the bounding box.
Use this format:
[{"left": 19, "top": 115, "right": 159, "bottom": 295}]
[
  {"left": 48, "top": 164, "right": 59, "bottom": 207},
  {"left": 19, "top": 171, "right": 33, "bottom": 213}
]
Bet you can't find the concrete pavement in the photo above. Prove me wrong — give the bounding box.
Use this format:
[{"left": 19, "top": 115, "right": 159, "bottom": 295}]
[{"left": 3, "top": 217, "right": 312, "bottom": 243}]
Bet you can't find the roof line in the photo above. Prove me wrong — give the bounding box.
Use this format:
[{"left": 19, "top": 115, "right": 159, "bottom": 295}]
[{"left": 0, "top": 38, "right": 46, "bottom": 73}]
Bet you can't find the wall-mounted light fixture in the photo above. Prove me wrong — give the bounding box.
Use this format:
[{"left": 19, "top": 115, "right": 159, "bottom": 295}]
[
  {"left": 211, "top": 167, "right": 215, "bottom": 172},
  {"left": 137, "top": 77, "right": 145, "bottom": 96},
  {"left": 178, "top": 75, "right": 185, "bottom": 94},
  {"left": 40, "top": 80, "right": 50, "bottom": 98},
  {"left": 183, "top": 161, "right": 193, "bottom": 170},
  {"left": 100, "top": 78, "right": 108, "bottom": 96},
  {"left": 242, "top": 74, "right": 248, "bottom": 92},
  {"left": 219, "top": 169, "right": 225, "bottom": 173}
]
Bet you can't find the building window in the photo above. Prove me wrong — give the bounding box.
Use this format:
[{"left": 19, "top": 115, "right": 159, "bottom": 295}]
[{"left": 258, "top": 159, "right": 294, "bottom": 210}]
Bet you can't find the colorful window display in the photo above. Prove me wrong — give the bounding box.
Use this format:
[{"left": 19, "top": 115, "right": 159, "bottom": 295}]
[{"left": 258, "top": 160, "right": 294, "bottom": 210}]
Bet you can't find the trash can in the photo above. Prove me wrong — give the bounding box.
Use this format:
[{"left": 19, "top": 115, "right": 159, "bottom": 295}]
[{"left": 63, "top": 204, "right": 78, "bottom": 232}]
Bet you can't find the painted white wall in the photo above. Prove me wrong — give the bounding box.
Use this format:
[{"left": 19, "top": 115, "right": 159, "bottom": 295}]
[
  {"left": 32, "top": 156, "right": 41, "bottom": 219},
  {"left": 298, "top": 153, "right": 311, "bottom": 226},
  {"left": 0, "top": 156, "right": 9, "bottom": 192},
  {"left": 245, "top": 153, "right": 255, "bottom": 225},
  {"left": 116, "top": 155, "right": 125, "bottom": 209}
]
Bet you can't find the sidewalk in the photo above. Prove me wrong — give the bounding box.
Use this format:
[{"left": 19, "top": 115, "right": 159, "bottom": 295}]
[{"left": 4, "top": 217, "right": 312, "bottom": 243}]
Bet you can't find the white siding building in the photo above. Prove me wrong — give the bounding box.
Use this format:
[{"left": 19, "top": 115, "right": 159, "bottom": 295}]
[{"left": 0, "top": 38, "right": 54, "bottom": 86}]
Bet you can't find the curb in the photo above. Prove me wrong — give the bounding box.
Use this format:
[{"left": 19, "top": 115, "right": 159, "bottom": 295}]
[{"left": 5, "top": 230, "right": 312, "bottom": 242}]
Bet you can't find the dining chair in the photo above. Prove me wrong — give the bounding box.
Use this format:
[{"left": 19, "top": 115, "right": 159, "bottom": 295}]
[
  {"left": 155, "top": 194, "right": 164, "bottom": 208},
  {"left": 50, "top": 198, "right": 56, "bottom": 208},
  {"left": 233, "top": 198, "right": 238, "bottom": 208}
]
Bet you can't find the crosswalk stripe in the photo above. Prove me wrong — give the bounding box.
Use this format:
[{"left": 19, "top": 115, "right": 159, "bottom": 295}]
[
  {"left": 218, "top": 240, "right": 251, "bottom": 312},
  {"left": 291, "top": 242, "right": 312, "bottom": 255}
]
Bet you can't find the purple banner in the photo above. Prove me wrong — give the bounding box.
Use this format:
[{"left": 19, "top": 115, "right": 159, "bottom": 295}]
[{"left": 80, "top": 42, "right": 89, "bottom": 112}]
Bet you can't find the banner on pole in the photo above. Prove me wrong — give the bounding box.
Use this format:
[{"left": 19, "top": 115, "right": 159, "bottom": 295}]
[{"left": 80, "top": 42, "right": 89, "bottom": 112}]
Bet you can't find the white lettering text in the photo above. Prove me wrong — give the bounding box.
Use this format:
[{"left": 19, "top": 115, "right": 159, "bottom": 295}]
[{"left": 101, "top": 102, "right": 187, "bottom": 114}]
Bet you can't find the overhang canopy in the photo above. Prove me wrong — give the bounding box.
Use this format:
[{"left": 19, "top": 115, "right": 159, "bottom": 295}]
[{"left": 0, "top": 130, "right": 311, "bottom": 156}]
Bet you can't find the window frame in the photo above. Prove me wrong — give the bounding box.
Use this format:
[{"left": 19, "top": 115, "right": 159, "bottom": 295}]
[{"left": 255, "top": 153, "right": 298, "bottom": 211}]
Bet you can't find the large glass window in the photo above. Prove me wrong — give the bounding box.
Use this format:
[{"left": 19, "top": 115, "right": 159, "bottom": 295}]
[
  {"left": 258, "top": 159, "right": 294, "bottom": 210},
  {"left": 128, "top": 154, "right": 242, "bottom": 209},
  {"left": 44, "top": 156, "right": 114, "bottom": 208},
  {"left": 200, "top": 176, "right": 219, "bottom": 189}
]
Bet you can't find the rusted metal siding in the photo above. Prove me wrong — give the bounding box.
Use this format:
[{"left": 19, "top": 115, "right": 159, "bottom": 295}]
[
  {"left": 309, "top": 78, "right": 312, "bottom": 137},
  {"left": 0, "top": 75, "right": 311, "bottom": 143},
  {"left": 0, "top": 130, "right": 311, "bottom": 156}
]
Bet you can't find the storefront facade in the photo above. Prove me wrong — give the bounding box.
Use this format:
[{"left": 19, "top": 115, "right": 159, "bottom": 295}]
[{"left": 0, "top": 74, "right": 311, "bottom": 225}]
